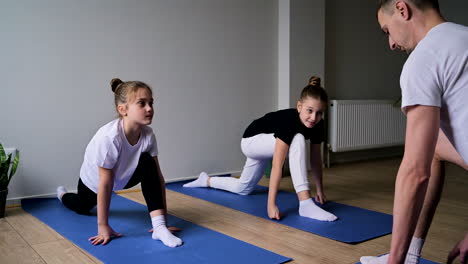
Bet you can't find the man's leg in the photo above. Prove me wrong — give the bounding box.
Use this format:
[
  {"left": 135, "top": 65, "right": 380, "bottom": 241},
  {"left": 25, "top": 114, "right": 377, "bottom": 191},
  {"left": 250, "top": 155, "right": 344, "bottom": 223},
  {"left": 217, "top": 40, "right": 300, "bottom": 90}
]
[
  {"left": 361, "top": 129, "right": 468, "bottom": 264},
  {"left": 416, "top": 129, "right": 468, "bottom": 237},
  {"left": 410, "top": 129, "right": 468, "bottom": 259}
]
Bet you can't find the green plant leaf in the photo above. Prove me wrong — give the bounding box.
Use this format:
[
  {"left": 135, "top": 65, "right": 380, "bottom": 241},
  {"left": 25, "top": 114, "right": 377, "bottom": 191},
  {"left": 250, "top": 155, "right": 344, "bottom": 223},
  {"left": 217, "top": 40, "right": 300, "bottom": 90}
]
[
  {"left": 0, "top": 144, "right": 20, "bottom": 189},
  {"left": 0, "top": 161, "right": 7, "bottom": 188},
  {"left": 0, "top": 161, "right": 6, "bottom": 176},
  {"left": 8, "top": 150, "right": 19, "bottom": 184},
  {"left": 0, "top": 143, "right": 5, "bottom": 164},
  {"left": 0, "top": 154, "right": 11, "bottom": 190}
]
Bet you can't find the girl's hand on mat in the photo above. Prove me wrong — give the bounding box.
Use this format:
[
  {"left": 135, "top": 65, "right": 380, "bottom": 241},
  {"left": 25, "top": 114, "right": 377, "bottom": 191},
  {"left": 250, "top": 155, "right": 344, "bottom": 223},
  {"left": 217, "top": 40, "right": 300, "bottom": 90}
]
[
  {"left": 148, "top": 226, "right": 182, "bottom": 234},
  {"left": 315, "top": 192, "right": 327, "bottom": 204},
  {"left": 89, "top": 224, "right": 122, "bottom": 245},
  {"left": 268, "top": 204, "right": 284, "bottom": 220}
]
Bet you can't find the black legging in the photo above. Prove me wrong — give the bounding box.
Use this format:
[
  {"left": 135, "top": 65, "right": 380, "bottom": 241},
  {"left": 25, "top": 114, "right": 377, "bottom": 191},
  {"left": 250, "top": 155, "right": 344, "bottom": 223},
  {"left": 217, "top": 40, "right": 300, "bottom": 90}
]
[{"left": 62, "top": 153, "right": 165, "bottom": 215}]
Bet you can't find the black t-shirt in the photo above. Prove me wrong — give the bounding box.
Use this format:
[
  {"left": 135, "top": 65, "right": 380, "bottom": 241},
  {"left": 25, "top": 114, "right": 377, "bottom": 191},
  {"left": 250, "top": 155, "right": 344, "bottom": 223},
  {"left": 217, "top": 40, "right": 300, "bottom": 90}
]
[{"left": 242, "top": 108, "right": 325, "bottom": 145}]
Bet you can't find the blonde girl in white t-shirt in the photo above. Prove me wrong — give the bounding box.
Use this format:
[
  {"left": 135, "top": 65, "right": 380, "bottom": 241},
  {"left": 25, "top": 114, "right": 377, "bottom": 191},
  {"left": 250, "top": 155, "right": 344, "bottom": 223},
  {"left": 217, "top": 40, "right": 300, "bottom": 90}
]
[{"left": 57, "top": 78, "right": 182, "bottom": 248}]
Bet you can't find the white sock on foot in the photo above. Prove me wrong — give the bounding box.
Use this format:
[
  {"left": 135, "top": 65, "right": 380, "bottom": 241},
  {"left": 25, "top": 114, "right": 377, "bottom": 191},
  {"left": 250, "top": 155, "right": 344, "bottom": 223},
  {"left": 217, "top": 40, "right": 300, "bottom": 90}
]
[
  {"left": 183, "top": 172, "right": 209, "bottom": 188},
  {"left": 406, "top": 237, "right": 424, "bottom": 264},
  {"left": 57, "top": 186, "right": 67, "bottom": 202},
  {"left": 360, "top": 237, "right": 424, "bottom": 264},
  {"left": 151, "top": 215, "right": 182, "bottom": 248},
  {"left": 360, "top": 254, "right": 389, "bottom": 264},
  {"left": 298, "top": 198, "right": 337, "bottom": 221}
]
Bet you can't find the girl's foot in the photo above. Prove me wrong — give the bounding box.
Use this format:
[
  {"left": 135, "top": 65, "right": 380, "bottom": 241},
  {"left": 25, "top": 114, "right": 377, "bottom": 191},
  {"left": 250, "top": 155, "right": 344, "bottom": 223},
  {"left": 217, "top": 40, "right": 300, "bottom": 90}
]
[
  {"left": 298, "top": 198, "right": 337, "bottom": 221},
  {"left": 183, "top": 172, "right": 209, "bottom": 188},
  {"left": 56, "top": 186, "right": 67, "bottom": 202},
  {"left": 151, "top": 215, "right": 183, "bottom": 247}
]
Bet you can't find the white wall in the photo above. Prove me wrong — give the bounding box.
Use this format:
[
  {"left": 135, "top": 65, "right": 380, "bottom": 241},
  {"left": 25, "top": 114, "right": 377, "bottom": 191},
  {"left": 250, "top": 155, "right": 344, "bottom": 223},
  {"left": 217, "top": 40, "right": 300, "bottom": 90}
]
[
  {"left": 290, "top": 0, "right": 325, "bottom": 107},
  {"left": 325, "top": 0, "right": 407, "bottom": 101},
  {"left": 0, "top": 0, "right": 278, "bottom": 199},
  {"left": 277, "top": 0, "right": 325, "bottom": 109},
  {"left": 324, "top": 0, "right": 468, "bottom": 101},
  {"left": 440, "top": 1, "right": 468, "bottom": 26},
  {"left": 277, "top": 0, "right": 290, "bottom": 109}
]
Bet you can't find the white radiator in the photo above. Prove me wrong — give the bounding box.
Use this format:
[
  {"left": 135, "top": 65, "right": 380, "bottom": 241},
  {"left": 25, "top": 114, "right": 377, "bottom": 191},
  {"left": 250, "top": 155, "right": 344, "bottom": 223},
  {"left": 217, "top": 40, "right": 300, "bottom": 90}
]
[{"left": 328, "top": 100, "right": 406, "bottom": 153}]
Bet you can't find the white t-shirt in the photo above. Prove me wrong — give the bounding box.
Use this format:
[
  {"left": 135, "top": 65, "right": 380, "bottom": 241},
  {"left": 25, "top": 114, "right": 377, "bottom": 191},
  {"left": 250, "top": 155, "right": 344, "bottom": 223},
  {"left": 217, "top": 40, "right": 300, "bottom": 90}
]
[
  {"left": 80, "top": 119, "right": 159, "bottom": 193},
  {"left": 401, "top": 22, "right": 468, "bottom": 164}
]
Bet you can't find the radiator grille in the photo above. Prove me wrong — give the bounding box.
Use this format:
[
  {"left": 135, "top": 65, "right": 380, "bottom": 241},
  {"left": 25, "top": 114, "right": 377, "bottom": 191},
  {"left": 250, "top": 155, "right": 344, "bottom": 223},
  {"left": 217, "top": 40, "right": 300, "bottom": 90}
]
[{"left": 328, "top": 100, "right": 406, "bottom": 152}]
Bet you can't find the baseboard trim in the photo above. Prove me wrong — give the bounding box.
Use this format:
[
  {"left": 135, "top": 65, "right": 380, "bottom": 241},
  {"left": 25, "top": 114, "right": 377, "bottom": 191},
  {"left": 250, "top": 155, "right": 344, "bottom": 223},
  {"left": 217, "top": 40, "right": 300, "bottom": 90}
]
[
  {"left": 165, "top": 170, "right": 239, "bottom": 183},
  {"left": 6, "top": 191, "right": 66, "bottom": 207},
  {"left": 5, "top": 170, "right": 241, "bottom": 207}
]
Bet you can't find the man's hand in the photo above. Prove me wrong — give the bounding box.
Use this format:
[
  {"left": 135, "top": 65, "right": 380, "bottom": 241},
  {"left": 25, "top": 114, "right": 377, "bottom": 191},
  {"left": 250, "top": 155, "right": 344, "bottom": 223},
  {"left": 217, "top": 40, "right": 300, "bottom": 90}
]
[{"left": 447, "top": 232, "right": 468, "bottom": 264}]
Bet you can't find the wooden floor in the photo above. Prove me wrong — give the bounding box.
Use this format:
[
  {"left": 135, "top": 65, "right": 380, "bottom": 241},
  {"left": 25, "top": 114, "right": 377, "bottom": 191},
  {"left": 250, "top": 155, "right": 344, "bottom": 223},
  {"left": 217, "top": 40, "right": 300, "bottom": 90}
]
[{"left": 1, "top": 158, "right": 467, "bottom": 264}]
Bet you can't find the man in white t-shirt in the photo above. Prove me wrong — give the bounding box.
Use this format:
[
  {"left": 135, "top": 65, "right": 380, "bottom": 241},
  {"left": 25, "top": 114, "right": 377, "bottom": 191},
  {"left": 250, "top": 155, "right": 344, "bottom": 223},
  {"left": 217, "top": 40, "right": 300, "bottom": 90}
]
[{"left": 360, "top": 1, "right": 468, "bottom": 264}]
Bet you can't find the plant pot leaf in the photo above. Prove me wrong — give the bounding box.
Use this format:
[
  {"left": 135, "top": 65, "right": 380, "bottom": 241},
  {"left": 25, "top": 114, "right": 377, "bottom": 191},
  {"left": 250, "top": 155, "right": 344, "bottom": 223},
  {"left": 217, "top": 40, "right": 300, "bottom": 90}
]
[
  {"left": 0, "top": 144, "right": 5, "bottom": 164},
  {"left": 8, "top": 151, "right": 19, "bottom": 184}
]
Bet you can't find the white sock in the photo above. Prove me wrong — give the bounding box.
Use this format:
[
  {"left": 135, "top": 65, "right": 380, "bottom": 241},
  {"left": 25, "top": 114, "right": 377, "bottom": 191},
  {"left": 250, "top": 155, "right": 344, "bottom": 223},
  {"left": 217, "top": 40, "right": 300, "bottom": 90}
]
[
  {"left": 183, "top": 172, "right": 209, "bottom": 188},
  {"left": 151, "top": 215, "right": 182, "bottom": 248},
  {"left": 298, "top": 198, "right": 337, "bottom": 221},
  {"left": 56, "top": 186, "right": 67, "bottom": 202},
  {"left": 360, "top": 237, "right": 424, "bottom": 264},
  {"left": 406, "top": 237, "right": 424, "bottom": 264},
  {"left": 360, "top": 254, "right": 389, "bottom": 264}
]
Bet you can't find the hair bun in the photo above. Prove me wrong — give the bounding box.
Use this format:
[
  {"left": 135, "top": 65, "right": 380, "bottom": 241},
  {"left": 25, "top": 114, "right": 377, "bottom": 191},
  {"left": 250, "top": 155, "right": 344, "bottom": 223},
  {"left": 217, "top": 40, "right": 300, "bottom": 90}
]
[
  {"left": 308, "top": 76, "right": 321, "bottom": 87},
  {"left": 110, "top": 78, "right": 123, "bottom": 93}
]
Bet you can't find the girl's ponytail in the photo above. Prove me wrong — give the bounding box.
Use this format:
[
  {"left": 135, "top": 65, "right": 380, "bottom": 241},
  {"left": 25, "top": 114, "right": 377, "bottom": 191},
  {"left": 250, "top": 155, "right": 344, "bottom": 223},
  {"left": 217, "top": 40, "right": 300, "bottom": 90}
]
[
  {"left": 110, "top": 78, "right": 123, "bottom": 93},
  {"left": 300, "top": 75, "right": 328, "bottom": 104},
  {"left": 308, "top": 76, "right": 321, "bottom": 87}
]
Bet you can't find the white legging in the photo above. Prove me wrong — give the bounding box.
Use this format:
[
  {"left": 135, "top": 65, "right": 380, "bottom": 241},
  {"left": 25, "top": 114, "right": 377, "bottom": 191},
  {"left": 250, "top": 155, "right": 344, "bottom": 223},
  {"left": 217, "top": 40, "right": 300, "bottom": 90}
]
[{"left": 210, "top": 133, "right": 310, "bottom": 195}]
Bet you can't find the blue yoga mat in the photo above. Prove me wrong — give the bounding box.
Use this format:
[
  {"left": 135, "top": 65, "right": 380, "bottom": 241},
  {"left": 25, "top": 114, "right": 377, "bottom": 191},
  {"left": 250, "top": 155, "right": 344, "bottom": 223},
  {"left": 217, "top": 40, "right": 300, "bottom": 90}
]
[
  {"left": 356, "top": 255, "right": 439, "bottom": 264},
  {"left": 166, "top": 180, "right": 393, "bottom": 243},
  {"left": 22, "top": 195, "right": 291, "bottom": 264}
]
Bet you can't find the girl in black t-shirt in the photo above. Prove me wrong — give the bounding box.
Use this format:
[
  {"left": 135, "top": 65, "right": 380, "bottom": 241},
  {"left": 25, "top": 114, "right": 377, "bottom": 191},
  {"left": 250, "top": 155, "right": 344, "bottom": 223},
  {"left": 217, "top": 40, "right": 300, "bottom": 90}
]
[{"left": 184, "top": 76, "right": 336, "bottom": 221}]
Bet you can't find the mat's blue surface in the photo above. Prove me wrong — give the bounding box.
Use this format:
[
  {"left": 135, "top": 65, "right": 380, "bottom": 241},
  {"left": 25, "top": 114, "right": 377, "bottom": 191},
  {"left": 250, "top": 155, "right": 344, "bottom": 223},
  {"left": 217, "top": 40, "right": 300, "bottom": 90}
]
[
  {"left": 167, "top": 180, "right": 393, "bottom": 243},
  {"left": 22, "top": 195, "right": 291, "bottom": 264},
  {"left": 356, "top": 255, "right": 439, "bottom": 264}
]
